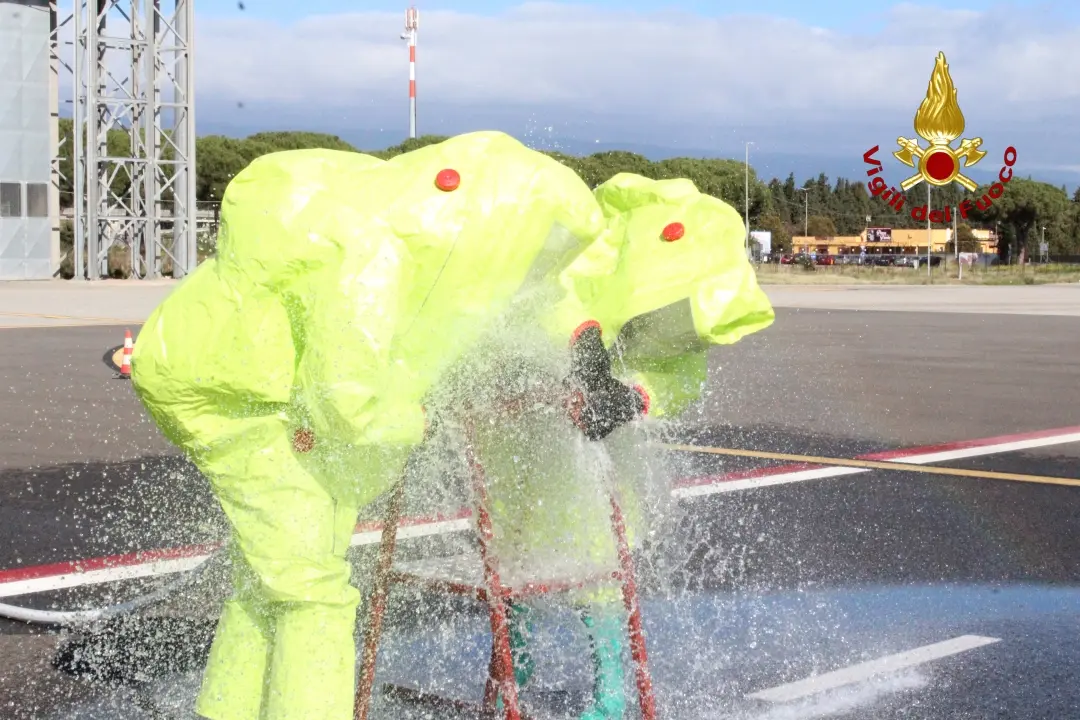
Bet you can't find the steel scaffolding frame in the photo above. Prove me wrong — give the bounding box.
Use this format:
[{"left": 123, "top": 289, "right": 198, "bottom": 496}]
[{"left": 53, "top": 0, "right": 196, "bottom": 280}]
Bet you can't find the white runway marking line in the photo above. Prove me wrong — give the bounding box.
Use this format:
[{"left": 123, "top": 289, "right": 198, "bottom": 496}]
[
  {"left": 0, "top": 555, "right": 208, "bottom": 599},
  {"left": 2, "top": 427, "right": 1078, "bottom": 598},
  {"left": 671, "top": 466, "right": 864, "bottom": 498},
  {"left": 894, "top": 432, "right": 1080, "bottom": 465},
  {"left": 670, "top": 430, "right": 1080, "bottom": 498},
  {"left": 746, "top": 635, "right": 1002, "bottom": 703},
  {"left": 350, "top": 517, "right": 472, "bottom": 547}
]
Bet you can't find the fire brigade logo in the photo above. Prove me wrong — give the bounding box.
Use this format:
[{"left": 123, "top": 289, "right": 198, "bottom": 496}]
[
  {"left": 863, "top": 51, "right": 1017, "bottom": 221},
  {"left": 893, "top": 52, "right": 985, "bottom": 192}
]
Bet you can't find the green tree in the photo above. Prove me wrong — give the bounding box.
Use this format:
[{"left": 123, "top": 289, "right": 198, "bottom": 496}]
[
  {"left": 58, "top": 125, "right": 1073, "bottom": 257},
  {"left": 244, "top": 131, "right": 358, "bottom": 153},
  {"left": 553, "top": 150, "right": 653, "bottom": 188},
  {"left": 756, "top": 213, "right": 791, "bottom": 254},
  {"left": 379, "top": 134, "right": 449, "bottom": 158},
  {"left": 805, "top": 214, "right": 836, "bottom": 238},
  {"left": 969, "top": 179, "right": 1071, "bottom": 261},
  {"left": 945, "top": 223, "right": 981, "bottom": 253},
  {"left": 195, "top": 136, "right": 250, "bottom": 202}
]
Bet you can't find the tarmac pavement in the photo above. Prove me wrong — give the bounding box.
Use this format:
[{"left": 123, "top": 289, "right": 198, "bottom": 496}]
[{"left": 0, "top": 281, "right": 1078, "bottom": 719}]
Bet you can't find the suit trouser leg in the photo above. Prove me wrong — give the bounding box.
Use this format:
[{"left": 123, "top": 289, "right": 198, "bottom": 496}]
[{"left": 192, "top": 415, "right": 367, "bottom": 720}]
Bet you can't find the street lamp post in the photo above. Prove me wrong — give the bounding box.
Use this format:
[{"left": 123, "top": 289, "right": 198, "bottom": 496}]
[
  {"left": 926, "top": 184, "right": 932, "bottom": 279},
  {"left": 744, "top": 142, "right": 754, "bottom": 257},
  {"left": 796, "top": 188, "right": 809, "bottom": 237}
]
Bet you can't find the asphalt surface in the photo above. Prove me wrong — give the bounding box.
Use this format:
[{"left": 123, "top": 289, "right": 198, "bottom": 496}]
[{"left": 0, "top": 304, "right": 1078, "bottom": 719}]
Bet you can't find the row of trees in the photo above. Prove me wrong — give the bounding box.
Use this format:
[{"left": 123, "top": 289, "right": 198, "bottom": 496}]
[{"left": 56, "top": 121, "right": 1080, "bottom": 260}]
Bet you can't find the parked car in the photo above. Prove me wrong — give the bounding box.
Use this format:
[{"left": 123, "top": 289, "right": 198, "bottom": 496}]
[
  {"left": 895, "top": 255, "right": 943, "bottom": 268},
  {"left": 870, "top": 255, "right": 895, "bottom": 266},
  {"left": 816, "top": 255, "right": 836, "bottom": 266}
]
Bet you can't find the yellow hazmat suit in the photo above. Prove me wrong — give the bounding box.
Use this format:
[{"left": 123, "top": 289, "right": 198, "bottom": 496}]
[
  {"left": 481, "top": 172, "right": 776, "bottom": 591},
  {"left": 130, "top": 132, "right": 609, "bottom": 720},
  {"left": 463, "top": 173, "right": 775, "bottom": 719}
]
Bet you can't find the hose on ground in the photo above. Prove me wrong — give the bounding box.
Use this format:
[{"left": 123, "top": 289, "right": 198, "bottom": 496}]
[{"left": 0, "top": 548, "right": 225, "bottom": 628}]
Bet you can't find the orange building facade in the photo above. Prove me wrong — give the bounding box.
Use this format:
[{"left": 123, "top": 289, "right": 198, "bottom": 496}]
[{"left": 791, "top": 227, "right": 997, "bottom": 256}]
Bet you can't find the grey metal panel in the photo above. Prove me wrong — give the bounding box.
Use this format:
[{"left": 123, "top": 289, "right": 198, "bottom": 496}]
[
  {"left": 0, "top": 216, "right": 25, "bottom": 281},
  {"left": 19, "top": 129, "right": 48, "bottom": 182},
  {"left": 0, "top": 5, "right": 24, "bottom": 183},
  {"left": 1, "top": 1, "right": 51, "bottom": 9},
  {"left": 0, "top": 217, "right": 50, "bottom": 279},
  {"left": 22, "top": 216, "right": 50, "bottom": 277},
  {"left": 0, "top": 2, "right": 50, "bottom": 183},
  {"left": 0, "top": 0, "right": 51, "bottom": 278},
  {"left": 19, "top": 8, "right": 49, "bottom": 183},
  {"left": 0, "top": 216, "right": 23, "bottom": 249}
]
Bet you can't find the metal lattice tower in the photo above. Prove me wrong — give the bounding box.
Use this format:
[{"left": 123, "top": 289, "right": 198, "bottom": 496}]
[{"left": 53, "top": 0, "right": 196, "bottom": 280}]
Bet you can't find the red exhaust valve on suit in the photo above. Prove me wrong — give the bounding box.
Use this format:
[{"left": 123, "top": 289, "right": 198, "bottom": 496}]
[
  {"left": 292, "top": 428, "right": 315, "bottom": 453},
  {"left": 661, "top": 222, "right": 685, "bottom": 242},
  {"left": 435, "top": 168, "right": 460, "bottom": 191}
]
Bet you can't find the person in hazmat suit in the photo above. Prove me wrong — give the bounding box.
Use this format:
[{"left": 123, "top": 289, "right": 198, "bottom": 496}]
[
  {"left": 129, "top": 131, "right": 650, "bottom": 720},
  {"left": 454, "top": 172, "right": 775, "bottom": 719}
]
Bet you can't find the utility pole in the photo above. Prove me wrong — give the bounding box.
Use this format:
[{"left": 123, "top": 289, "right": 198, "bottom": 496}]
[
  {"left": 864, "top": 215, "right": 871, "bottom": 263},
  {"left": 954, "top": 204, "right": 961, "bottom": 281},
  {"left": 926, "top": 184, "right": 932, "bottom": 279},
  {"left": 72, "top": 0, "right": 83, "bottom": 280},
  {"left": 400, "top": 6, "right": 419, "bottom": 139},
  {"left": 797, "top": 188, "right": 808, "bottom": 236},
  {"left": 744, "top": 141, "right": 753, "bottom": 257}
]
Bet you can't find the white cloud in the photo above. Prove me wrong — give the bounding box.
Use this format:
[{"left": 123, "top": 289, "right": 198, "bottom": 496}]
[
  {"left": 49, "top": 0, "right": 1075, "bottom": 176},
  {"left": 194, "top": 2, "right": 1080, "bottom": 128}
]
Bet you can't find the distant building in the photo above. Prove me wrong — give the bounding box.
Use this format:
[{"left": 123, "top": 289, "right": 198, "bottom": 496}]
[
  {"left": 750, "top": 230, "right": 771, "bottom": 256},
  {"left": 790, "top": 227, "right": 997, "bottom": 256}
]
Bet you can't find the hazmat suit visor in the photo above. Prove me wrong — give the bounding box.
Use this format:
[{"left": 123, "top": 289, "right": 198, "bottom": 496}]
[
  {"left": 613, "top": 298, "right": 703, "bottom": 362},
  {"left": 589, "top": 174, "right": 775, "bottom": 356}
]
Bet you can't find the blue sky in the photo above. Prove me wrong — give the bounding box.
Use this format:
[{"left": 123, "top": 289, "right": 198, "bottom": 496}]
[
  {"left": 176, "top": 1, "right": 1080, "bottom": 185},
  {"left": 200, "top": 0, "right": 1075, "bottom": 29},
  {"left": 193, "top": 0, "right": 1080, "bottom": 43}
]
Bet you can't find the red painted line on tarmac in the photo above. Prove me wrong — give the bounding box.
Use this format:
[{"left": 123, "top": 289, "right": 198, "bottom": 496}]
[
  {"left": 2, "top": 424, "right": 1079, "bottom": 590},
  {"left": 858, "top": 425, "right": 1080, "bottom": 460},
  {"left": 0, "top": 543, "right": 218, "bottom": 586},
  {"left": 673, "top": 424, "right": 1080, "bottom": 488}
]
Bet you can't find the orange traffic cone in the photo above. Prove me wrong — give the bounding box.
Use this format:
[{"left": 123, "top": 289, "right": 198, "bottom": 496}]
[{"left": 118, "top": 329, "right": 133, "bottom": 378}]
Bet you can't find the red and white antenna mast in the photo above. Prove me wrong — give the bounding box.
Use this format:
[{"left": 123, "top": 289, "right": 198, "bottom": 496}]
[{"left": 400, "top": 6, "right": 419, "bottom": 139}]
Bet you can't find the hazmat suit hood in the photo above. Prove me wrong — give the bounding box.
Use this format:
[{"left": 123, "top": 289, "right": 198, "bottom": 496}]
[{"left": 545, "top": 173, "right": 775, "bottom": 416}]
